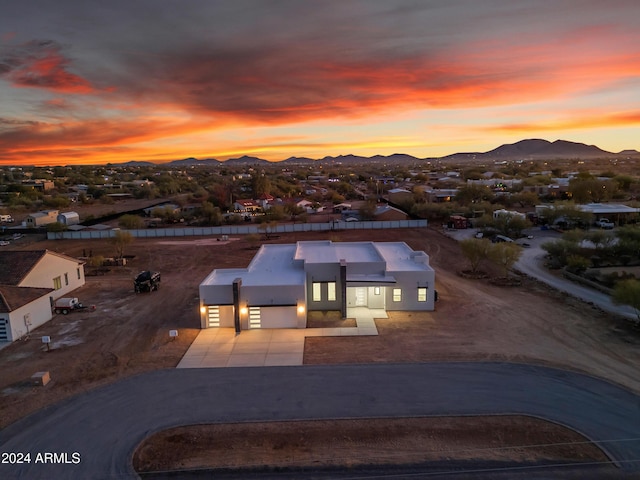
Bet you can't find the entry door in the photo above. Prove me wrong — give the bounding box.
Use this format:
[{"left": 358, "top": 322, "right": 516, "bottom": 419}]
[{"left": 355, "top": 288, "right": 367, "bottom": 306}]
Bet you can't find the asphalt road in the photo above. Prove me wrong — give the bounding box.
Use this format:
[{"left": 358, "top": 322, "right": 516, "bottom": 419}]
[{"left": 1, "top": 363, "right": 640, "bottom": 479}]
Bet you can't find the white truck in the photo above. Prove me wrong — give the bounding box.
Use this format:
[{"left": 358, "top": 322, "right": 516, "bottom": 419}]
[
  {"left": 596, "top": 218, "right": 614, "bottom": 229},
  {"left": 0, "top": 214, "right": 14, "bottom": 223},
  {"left": 53, "top": 297, "right": 91, "bottom": 315}
]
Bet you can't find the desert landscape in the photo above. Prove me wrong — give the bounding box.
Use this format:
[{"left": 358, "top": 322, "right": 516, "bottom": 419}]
[{"left": 2, "top": 225, "right": 639, "bottom": 475}]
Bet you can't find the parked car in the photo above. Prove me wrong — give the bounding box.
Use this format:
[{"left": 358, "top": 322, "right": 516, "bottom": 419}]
[{"left": 596, "top": 218, "right": 614, "bottom": 229}]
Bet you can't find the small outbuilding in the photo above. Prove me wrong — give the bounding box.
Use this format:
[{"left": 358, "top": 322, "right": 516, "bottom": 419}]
[
  {"left": 57, "top": 211, "right": 80, "bottom": 226},
  {"left": 26, "top": 210, "right": 59, "bottom": 228}
]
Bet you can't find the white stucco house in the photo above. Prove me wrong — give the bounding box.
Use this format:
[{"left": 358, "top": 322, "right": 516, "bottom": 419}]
[
  {"left": 0, "top": 250, "right": 85, "bottom": 342},
  {"left": 199, "top": 240, "right": 435, "bottom": 331}
]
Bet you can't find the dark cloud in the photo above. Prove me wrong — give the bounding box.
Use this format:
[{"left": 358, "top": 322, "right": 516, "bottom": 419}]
[{"left": 0, "top": 39, "right": 93, "bottom": 93}]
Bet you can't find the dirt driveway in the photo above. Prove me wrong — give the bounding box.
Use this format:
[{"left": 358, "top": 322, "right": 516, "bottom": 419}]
[{"left": 1, "top": 227, "right": 639, "bottom": 431}]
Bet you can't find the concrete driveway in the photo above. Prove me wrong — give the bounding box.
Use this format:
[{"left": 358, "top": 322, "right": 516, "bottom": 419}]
[
  {"left": 1, "top": 362, "right": 639, "bottom": 479},
  {"left": 177, "top": 307, "right": 382, "bottom": 368}
]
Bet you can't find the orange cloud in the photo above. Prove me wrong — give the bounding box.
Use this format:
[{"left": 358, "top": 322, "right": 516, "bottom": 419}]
[
  {"left": 1, "top": 40, "right": 93, "bottom": 93},
  {"left": 479, "top": 110, "right": 640, "bottom": 135}
]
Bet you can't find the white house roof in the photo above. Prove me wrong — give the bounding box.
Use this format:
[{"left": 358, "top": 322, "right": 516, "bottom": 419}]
[
  {"left": 294, "top": 241, "right": 384, "bottom": 264},
  {"left": 200, "top": 241, "right": 433, "bottom": 289},
  {"left": 201, "top": 244, "right": 304, "bottom": 287},
  {"left": 577, "top": 203, "right": 640, "bottom": 214},
  {"left": 373, "top": 242, "right": 434, "bottom": 272}
]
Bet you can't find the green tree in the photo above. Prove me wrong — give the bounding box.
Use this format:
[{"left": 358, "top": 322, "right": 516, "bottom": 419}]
[
  {"left": 119, "top": 214, "right": 145, "bottom": 229},
  {"left": 258, "top": 220, "right": 278, "bottom": 239},
  {"left": 110, "top": 230, "right": 133, "bottom": 258},
  {"left": 489, "top": 242, "right": 522, "bottom": 277},
  {"left": 612, "top": 279, "right": 640, "bottom": 323},
  {"left": 251, "top": 174, "right": 271, "bottom": 197},
  {"left": 285, "top": 203, "right": 305, "bottom": 222},
  {"left": 358, "top": 199, "right": 377, "bottom": 221},
  {"left": 201, "top": 201, "right": 223, "bottom": 226},
  {"left": 454, "top": 185, "right": 494, "bottom": 206},
  {"left": 510, "top": 191, "right": 539, "bottom": 208},
  {"left": 459, "top": 238, "right": 492, "bottom": 274}
]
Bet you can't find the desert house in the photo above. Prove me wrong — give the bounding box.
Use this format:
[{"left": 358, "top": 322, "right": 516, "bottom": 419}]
[
  {"left": 0, "top": 250, "right": 86, "bottom": 342},
  {"left": 199, "top": 240, "right": 435, "bottom": 330},
  {"left": 25, "top": 210, "right": 59, "bottom": 228}
]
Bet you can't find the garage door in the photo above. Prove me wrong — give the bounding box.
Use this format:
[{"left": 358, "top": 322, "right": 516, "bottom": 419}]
[
  {"left": 0, "top": 319, "right": 8, "bottom": 341},
  {"left": 257, "top": 306, "right": 298, "bottom": 328}
]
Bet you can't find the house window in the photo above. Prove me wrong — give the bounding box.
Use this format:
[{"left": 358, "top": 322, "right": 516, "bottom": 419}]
[
  {"left": 418, "top": 287, "right": 427, "bottom": 302},
  {"left": 374, "top": 287, "right": 381, "bottom": 295},
  {"left": 327, "top": 282, "right": 336, "bottom": 301},
  {"left": 77, "top": 267, "right": 81, "bottom": 279},
  {"left": 53, "top": 276, "right": 62, "bottom": 290},
  {"left": 312, "top": 282, "right": 321, "bottom": 302},
  {"left": 393, "top": 288, "right": 402, "bottom": 302},
  {"left": 64, "top": 273, "right": 69, "bottom": 286}
]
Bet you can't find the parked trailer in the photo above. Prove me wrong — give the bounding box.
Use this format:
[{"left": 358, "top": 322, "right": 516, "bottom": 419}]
[{"left": 54, "top": 297, "right": 94, "bottom": 315}]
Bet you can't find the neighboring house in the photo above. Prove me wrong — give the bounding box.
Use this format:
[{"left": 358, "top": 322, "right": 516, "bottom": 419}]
[
  {"left": 199, "top": 240, "right": 435, "bottom": 330},
  {"left": 21, "top": 180, "right": 55, "bottom": 191},
  {"left": 26, "top": 210, "right": 59, "bottom": 228},
  {"left": 294, "top": 199, "right": 323, "bottom": 213},
  {"left": 0, "top": 285, "right": 54, "bottom": 342},
  {"left": 57, "top": 211, "right": 80, "bottom": 226},
  {"left": 233, "top": 199, "right": 261, "bottom": 213},
  {"left": 143, "top": 203, "right": 180, "bottom": 216},
  {"left": 387, "top": 188, "right": 413, "bottom": 204},
  {"left": 333, "top": 203, "right": 352, "bottom": 213},
  {"left": 256, "top": 193, "right": 275, "bottom": 210},
  {"left": 374, "top": 204, "right": 409, "bottom": 221},
  {"left": 0, "top": 250, "right": 86, "bottom": 342},
  {"left": 492, "top": 209, "right": 526, "bottom": 220}
]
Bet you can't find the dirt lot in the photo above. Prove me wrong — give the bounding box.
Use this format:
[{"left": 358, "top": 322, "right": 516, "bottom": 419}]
[
  {"left": 133, "top": 416, "right": 607, "bottom": 473},
  {"left": 2, "top": 225, "right": 640, "bottom": 471}
]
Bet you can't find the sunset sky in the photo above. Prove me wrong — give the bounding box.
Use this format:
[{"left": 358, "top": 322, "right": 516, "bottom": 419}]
[{"left": 1, "top": 0, "right": 639, "bottom": 165}]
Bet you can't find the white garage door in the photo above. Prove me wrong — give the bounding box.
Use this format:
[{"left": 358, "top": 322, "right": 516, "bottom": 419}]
[{"left": 255, "top": 306, "right": 298, "bottom": 329}]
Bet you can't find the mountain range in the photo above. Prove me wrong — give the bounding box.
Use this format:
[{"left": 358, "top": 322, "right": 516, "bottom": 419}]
[{"left": 112, "top": 139, "right": 640, "bottom": 167}]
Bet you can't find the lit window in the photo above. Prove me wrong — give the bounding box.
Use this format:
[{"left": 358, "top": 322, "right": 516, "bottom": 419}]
[
  {"left": 374, "top": 287, "right": 381, "bottom": 295},
  {"left": 64, "top": 273, "right": 69, "bottom": 286},
  {"left": 312, "top": 282, "right": 321, "bottom": 302},
  {"left": 327, "top": 282, "right": 336, "bottom": 301},
  {"left": 418, "top": 287, "right": 427, "bottom": 302},
  {"left": 53, "top": 276, "right": 62, "bottom": 290},
  {"left": 393, "top": 288, "right": 401, "bottom": 302}
]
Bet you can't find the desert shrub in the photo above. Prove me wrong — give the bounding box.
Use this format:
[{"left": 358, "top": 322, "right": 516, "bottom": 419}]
[{"left": 566, "top": 255, "right": 590, "bottom": 274}]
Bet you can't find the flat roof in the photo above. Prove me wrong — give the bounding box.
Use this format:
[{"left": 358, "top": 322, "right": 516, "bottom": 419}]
[
  {"left": 294, "top": 241, "right": 384, "bottom": 264},
  {"left": 201, "top": 241, "right": 433, "bottom": 288},
  {"left": 577, "top": 203, "right": 640, "bottom": 214},
  {"left": 202, "top": 244, "right": 304, "bottom": 287},
  {"left": 374, "top": 242, "right": 434, "bottom": 272}
]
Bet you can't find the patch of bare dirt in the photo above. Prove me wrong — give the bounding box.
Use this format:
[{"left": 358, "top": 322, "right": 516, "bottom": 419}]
[
  {"left": 307, "top": 310, "right": 356, "bottom": 328},
  {"left": 132, "top": 416, "right": 607, "bottom": 473}
]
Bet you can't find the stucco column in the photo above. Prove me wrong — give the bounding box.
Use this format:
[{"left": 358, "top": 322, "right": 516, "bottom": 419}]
[
  {"left": 232, "top": 278, "right": 242, "bottom": 334},
  {"left": 340, "top": 259, "right": 347, "bottom": 319}
]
